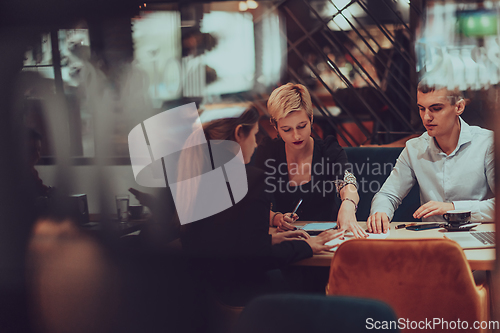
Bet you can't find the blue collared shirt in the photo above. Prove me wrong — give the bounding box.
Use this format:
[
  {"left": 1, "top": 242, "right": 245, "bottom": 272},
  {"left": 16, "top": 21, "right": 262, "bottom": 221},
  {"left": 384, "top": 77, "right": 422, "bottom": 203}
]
[{"left": 371, "top": 118, "right": 495, "bottom": 222}]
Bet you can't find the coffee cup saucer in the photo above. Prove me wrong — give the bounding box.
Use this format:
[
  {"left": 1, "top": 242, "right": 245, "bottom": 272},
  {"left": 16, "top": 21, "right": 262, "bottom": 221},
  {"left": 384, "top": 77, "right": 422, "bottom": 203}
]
[{"left": 444, "top": 222, "right": 480, "bottom": 232}]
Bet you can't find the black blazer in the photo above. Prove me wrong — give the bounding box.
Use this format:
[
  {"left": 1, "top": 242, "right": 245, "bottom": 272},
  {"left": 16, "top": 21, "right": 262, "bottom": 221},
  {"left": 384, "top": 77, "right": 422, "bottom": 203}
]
[
  {"left": 181, "top": 165, "right": 312, "bottom": 264},
  {"left": 180, "top": 165, "right": 312, "bottom": 302},
  {"left": 254, "top": 136, "right": 349, "bottom": 221}
]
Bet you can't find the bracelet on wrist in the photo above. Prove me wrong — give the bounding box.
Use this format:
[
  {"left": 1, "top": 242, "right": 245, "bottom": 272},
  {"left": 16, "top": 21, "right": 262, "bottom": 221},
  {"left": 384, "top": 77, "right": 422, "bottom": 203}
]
[{"left": 341, "top": 198, "right": 358, "bottom": 212}]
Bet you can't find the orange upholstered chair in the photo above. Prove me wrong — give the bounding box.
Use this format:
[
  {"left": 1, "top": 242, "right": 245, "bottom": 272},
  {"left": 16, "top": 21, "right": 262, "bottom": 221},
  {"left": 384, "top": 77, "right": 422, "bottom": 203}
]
[{"left": 326, "top": 239, "right": 490, "bottom": 333}]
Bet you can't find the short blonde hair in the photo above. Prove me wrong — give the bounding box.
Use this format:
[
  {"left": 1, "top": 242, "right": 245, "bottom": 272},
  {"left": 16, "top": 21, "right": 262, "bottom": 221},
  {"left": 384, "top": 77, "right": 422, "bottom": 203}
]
[{"left": 267, "top": 83, "right": 313, "bottom": 126}]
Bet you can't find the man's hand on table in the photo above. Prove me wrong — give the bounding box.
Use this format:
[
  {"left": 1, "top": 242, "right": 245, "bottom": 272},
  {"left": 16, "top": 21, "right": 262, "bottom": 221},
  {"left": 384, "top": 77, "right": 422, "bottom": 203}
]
[
  {"left": 367, "top": 212, "right": 390, "bottom": 234},
  {"left": 413, "top": 201, "right": 454, "bottom": 219}
]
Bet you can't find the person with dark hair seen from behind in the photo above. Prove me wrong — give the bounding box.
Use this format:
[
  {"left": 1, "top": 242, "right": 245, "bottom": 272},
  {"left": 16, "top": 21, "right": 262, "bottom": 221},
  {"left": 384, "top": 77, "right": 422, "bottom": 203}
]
[
  {"left": 368, "top": 82, "right": 494, "bottom": 233},
  {"left": 179, "top": 103, "right": 344, "bottom": 306},
  {"left": 254, "top": 83, "right": 367, "bottom": 238}
]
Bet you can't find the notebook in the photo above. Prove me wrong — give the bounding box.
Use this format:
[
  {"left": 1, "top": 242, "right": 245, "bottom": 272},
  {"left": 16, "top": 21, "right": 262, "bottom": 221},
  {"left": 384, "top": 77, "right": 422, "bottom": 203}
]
[
  {"left": 299, "top": 223, "right": 338, "bottom": 235},
  {"left": 445, "top": 231, "right": 495, "bottom": 249}
]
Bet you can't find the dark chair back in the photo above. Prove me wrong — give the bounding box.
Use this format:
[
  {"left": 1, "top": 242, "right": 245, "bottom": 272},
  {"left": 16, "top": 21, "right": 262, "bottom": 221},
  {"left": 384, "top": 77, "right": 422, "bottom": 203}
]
[{"left": 234, "top": 294, "right": 399, "bottom": 333}]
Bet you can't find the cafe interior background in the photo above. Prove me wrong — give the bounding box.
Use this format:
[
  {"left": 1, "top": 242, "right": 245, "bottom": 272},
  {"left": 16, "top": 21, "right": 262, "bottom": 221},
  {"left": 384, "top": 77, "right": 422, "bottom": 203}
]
[{"left": 0, "top": 0, "right": 500, "bottom": 332}]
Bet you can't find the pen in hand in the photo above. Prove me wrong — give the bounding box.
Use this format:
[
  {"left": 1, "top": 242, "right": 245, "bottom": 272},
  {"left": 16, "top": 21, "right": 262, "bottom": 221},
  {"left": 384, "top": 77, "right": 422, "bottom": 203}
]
[
  {"left": 291, "top": 199, "right": 303, "bottom": 220},
  {"left": 290, "top": 199, "right": 303, "bottom": 230}
]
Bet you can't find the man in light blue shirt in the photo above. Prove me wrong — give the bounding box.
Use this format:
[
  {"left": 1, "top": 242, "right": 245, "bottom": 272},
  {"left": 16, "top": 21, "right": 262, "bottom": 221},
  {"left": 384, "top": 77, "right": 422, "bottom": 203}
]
[{"left": 368, "top": 84, "right": 494, "bottom": 233}]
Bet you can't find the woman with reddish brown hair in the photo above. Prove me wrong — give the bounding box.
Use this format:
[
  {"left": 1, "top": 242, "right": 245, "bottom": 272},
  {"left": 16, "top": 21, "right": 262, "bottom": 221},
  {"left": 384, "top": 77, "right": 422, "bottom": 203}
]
[{"left": 179, "top": 103, "right": 343, "bottom": 306}]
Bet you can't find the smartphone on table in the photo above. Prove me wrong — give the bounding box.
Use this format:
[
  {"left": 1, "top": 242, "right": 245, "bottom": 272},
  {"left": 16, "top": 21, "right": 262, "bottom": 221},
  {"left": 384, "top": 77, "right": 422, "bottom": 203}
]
[{"left": 406, "top": 223, "right": 444, "bottom": 231}]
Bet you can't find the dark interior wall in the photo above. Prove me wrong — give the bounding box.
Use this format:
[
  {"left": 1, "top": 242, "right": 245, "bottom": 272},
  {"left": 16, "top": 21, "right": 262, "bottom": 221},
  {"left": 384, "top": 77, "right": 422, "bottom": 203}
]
[{"left": 1, "top": 0, "right": 140, "bottom": 28}]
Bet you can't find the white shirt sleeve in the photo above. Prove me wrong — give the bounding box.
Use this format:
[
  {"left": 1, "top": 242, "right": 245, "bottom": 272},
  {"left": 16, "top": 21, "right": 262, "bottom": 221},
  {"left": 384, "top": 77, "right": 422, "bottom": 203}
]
[
  {"left": 452, "top": 141, "right": 495, "bottom": 222},
  {"left": 370, "top": 147, "right": 417, "bottom": 221}
]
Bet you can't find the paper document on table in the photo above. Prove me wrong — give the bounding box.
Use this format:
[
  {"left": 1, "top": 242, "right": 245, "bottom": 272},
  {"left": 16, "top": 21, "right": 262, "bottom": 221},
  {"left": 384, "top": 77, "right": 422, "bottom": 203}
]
[
  {"left": 365, "top": 231, "right": 391, "bottom": 239},
  {"left": 325, "top": 230, "right": 391, "bottom": 251}
]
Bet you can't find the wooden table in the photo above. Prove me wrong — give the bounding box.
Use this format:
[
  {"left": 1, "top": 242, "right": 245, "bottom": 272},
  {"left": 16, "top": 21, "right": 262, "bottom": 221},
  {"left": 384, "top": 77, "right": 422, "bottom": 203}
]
[{"left": 271, "top": 222, "right": 496, "bottom": 271}]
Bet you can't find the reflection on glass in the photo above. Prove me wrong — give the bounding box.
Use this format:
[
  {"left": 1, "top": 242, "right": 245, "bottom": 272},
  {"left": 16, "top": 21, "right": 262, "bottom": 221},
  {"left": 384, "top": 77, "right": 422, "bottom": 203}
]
[
  {"left": 202, "top": 11, "right": 255, "bottom": 95},
  {"left": 132, "top": 11, "right": 182, "bottom": 103},
  {"left": 24, "top": 33, "right": 52, "bottom": 67},
  {"left": 58, "top": 29, "right": 91, "bottom": 89},
  {"left": 417, "top": 2, "right": 500, "bottom": 90}
]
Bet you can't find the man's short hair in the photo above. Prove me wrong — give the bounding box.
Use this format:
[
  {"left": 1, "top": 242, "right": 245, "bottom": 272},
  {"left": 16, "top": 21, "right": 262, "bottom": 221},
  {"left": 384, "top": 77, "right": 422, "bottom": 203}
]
[{"left": 417, "top": 82, "right": 464, "bottom": 105}]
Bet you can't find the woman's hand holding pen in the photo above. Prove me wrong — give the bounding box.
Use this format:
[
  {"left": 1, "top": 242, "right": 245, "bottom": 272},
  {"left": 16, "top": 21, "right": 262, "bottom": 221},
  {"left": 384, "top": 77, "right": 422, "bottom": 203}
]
[
  {"left": 276, "top": 212, "right": 299, "bottom": 232},
  {"left": 272, "top": 230, "right": 310, "bottom": 245}
]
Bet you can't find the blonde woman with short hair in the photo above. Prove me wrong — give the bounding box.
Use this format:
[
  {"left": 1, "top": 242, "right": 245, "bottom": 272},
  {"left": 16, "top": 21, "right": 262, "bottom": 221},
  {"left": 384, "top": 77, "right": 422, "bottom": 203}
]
[{"left": 255, "top": 83, "right": 367, "bottom": 238}]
